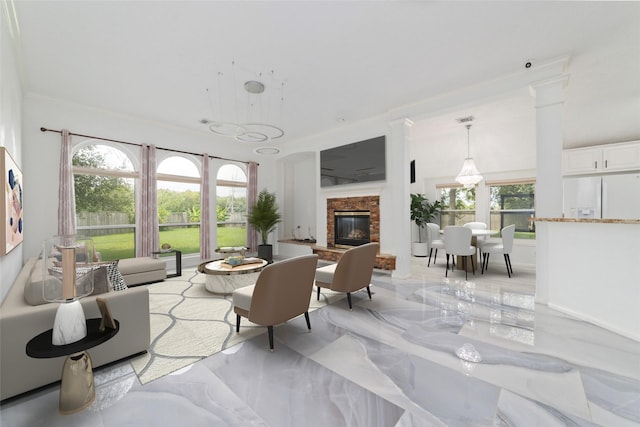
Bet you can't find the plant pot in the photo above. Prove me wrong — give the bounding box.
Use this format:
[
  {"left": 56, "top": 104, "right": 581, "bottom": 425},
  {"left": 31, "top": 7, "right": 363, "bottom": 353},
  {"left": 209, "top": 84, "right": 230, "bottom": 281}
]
[
  {"left": 412, "top": 242, "right": 429, "bottom": 257},
  {"left": 257, "top": 244, "right": 273, "bottom": 263}
]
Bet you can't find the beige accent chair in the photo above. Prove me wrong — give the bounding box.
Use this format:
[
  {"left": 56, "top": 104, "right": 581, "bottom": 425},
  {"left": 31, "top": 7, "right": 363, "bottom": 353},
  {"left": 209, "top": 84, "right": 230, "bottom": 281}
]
[
  {"left": 232, "top": 254, "right": 319, "bottom": 350},
  {"left": 314, "top": 242, "right": 379, "bottom": 310}
]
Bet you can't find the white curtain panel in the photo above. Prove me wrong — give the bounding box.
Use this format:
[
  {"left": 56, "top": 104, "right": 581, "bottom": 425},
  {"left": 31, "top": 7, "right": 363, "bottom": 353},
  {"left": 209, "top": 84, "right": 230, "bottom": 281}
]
[
  {"left": 57, "top": 129, "right": 76, "bottom": 236},
  {"left": 246, "top": 161, "right": 258, "bottom": 251},
  {"left": 200, "top": 154, "right": 211, "bottom": 260}
]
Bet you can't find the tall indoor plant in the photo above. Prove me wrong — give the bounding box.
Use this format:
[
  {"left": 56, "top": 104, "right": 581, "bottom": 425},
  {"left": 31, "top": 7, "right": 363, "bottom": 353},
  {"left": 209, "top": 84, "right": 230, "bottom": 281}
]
[
  {"left": 247, "top": 189, "right": 282, "bottom": 262},
  {"left": 410, "top": 193, "right": 441, "bottom": 257}
]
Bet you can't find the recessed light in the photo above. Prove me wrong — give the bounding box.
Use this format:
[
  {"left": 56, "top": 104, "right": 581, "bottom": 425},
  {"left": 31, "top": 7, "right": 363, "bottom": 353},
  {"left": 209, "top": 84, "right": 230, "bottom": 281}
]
[
  {"left": 254, "top": 147, "right": 280, "bottom": 155},
  {"left": 244, "top": 80, "right": 265, "bottom": 94}
]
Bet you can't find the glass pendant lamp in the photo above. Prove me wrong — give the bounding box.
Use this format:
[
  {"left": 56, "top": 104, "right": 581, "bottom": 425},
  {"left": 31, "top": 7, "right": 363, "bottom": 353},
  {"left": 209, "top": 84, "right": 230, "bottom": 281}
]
[{"left": 455, "top": 124, "right": 483, "bottom": 188}]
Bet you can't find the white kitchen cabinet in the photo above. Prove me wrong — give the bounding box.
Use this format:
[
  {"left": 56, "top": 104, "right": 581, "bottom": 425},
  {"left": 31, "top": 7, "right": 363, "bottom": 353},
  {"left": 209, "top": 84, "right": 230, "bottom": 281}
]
[
  {"left": 602, "top": 143, "right": 640, "bottom": 172},
  {"left": 563, "top": 141, "right": 640, "bottom": 175}
]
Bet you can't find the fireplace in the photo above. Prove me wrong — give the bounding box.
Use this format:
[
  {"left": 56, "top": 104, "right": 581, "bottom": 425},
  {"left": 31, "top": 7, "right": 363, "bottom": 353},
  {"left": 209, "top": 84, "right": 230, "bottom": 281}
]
[
  {"left": 317, "top": 196, "right": 394, "bottom": 270},
  {"left": 334, "top": 211, "right": 371, "bottom": 248}
]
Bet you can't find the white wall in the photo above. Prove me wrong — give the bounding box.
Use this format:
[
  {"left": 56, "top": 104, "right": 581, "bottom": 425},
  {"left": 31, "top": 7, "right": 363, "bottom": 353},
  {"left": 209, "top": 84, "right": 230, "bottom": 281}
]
[
  {"left": 0, "top": 13, "right": 24, "bottom": 302},
  {"left": 278, "top": 152, "right": 316, "bottom": 241},
  {"left": 540, "top": 221, "right": 640, "bottom": 341}
]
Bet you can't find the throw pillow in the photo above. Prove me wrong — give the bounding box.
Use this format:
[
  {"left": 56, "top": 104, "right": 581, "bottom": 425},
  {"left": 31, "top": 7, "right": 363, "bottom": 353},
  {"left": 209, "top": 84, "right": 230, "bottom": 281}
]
[
  {"left": 89, "top": 266, "right": 111, "bottom": 296},
  {"left": 103, "top": 260, "right": 128, "bottom": 291}
]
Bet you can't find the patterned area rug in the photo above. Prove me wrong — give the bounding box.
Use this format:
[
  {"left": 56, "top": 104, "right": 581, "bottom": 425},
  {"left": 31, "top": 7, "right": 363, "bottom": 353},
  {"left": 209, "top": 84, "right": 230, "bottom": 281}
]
[{"left": 130, "top": 270, "right": 344, "bottom": 384}]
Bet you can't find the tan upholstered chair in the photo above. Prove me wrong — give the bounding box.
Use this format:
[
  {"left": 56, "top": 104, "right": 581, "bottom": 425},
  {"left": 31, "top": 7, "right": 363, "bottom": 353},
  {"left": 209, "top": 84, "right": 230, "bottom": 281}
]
[
  {"left": 314, "top": 242, "right": 379, "bottom": 310},
  {"left": 232, "top": 254, "right": 319, "bottom": 350}
]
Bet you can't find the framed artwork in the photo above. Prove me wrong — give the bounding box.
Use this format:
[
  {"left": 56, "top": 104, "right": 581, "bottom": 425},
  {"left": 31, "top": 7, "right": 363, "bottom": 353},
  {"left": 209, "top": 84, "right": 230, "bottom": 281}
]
[{"left": 1, "top": 148, "right": 23, "bottom": 256}]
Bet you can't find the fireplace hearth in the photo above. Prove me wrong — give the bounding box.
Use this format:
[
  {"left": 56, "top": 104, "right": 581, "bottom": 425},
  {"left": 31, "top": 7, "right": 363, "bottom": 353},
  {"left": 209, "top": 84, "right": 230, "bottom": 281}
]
[{"left": 334, "top": 211, "right": 371, "bottom": 248}]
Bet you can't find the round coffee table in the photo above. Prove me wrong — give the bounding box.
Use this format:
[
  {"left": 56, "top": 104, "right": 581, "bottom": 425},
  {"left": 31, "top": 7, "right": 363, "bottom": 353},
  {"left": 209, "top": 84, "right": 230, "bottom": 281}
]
[{"left": 198, "top": 258, "right": 268, "bottom": 294}]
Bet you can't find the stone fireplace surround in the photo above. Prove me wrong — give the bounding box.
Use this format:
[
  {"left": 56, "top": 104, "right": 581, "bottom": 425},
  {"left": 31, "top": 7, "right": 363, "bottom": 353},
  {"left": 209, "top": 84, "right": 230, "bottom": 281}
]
[
  {"left": 326, "top": 196, "right": 380, "bottom": 247},
  {"left": 313, "top": 195, "right": 396, "bottom": 270}
]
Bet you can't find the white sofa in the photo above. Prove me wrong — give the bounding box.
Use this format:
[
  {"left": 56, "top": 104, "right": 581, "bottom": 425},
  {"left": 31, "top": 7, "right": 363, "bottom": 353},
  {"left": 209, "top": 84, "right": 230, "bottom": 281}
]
[
  {"left": 118, "top": 256, "right": 167, "bottom": 286},
  {"left": 0, "top": 258, "right": 151, "bottom": 401}
]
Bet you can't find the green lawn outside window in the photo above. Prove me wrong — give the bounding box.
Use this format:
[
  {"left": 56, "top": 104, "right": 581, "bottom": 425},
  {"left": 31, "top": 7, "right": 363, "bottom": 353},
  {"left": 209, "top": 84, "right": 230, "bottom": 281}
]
[{"left": 90, "top": 226, "right": 247, "bottom": 261}]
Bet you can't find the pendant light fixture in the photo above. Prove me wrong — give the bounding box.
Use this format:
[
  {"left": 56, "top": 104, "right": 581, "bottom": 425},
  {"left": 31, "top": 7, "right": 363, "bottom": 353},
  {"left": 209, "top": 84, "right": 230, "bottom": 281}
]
[
  {"left": 455, "top": 123, "right": 483, "bottom": 188},
  {"left": 202, "top": 63, "right": 286, "bottom": 143}
]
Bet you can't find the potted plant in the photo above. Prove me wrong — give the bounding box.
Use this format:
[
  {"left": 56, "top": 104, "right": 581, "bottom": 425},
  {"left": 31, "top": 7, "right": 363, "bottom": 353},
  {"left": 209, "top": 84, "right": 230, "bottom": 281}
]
[
  {"left": 247, "top": 189, "right": 282, "bottom": 262},
  {"left": 410, "top": 193, "right": 441, "bottom": 257}
]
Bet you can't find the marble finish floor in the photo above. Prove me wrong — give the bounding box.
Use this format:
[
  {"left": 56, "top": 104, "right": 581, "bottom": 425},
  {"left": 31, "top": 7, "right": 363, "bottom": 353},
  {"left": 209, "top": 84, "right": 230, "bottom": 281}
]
[{"left": 1, "top": 259, "right": 639, "bottom": 426}]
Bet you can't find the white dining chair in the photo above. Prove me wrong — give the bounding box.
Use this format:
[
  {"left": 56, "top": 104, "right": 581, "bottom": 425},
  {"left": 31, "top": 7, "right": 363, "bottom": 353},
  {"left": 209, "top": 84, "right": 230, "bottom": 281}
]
[
  {"left": 444, "top": 226, "right": 475, "bottom": 280},
  {"left": 481, "top": 224, "right": 515, "bottom": 277},
  {"left": 463, "top": 221, "right": 488, "bottom": 258},
  {"left": 426, "top": 223, "right": 445, "bottom": 267}
]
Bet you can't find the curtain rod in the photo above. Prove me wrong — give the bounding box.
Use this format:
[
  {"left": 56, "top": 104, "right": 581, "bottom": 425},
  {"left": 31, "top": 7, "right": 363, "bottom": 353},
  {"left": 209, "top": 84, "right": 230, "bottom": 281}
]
[{"left": 40, "top": 127, "right": 255, "bottom": 165}]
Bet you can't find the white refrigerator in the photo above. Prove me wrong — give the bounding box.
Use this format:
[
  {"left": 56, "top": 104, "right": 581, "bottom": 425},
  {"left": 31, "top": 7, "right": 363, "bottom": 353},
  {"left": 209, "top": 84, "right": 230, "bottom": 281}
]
[{"left": 563, "top": 173, "right": 640, "bottom": 219}]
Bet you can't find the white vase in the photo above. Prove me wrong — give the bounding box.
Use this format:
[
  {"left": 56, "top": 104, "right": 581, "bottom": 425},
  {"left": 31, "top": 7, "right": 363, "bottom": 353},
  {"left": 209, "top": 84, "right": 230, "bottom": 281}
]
[{"left": 52, "top": 300, "right": 87, "bottom": 345}]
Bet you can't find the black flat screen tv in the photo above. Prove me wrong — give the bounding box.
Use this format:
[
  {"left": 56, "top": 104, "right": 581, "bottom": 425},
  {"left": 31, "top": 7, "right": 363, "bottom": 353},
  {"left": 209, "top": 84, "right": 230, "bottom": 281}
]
[{"left": 320, "top": 136, "right": 386, "bottom": 187}]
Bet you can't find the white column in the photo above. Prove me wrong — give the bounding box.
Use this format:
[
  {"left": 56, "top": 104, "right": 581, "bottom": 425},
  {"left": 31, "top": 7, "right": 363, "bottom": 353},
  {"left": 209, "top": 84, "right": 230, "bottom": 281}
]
[
  {"left": 387, "top": 118, "right": 413, "bottom": 278},
  {"left": 530, "top": 75, "right": 569, "bottom": 217},
  {"left": 530, "top": 75, "right": 569, "bottom": 303}
]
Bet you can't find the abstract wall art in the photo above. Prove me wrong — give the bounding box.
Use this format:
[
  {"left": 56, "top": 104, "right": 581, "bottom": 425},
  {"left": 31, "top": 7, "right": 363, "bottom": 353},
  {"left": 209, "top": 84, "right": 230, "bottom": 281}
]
[{"left": 1, "top": 147, "right": 23, "bottom": 255}]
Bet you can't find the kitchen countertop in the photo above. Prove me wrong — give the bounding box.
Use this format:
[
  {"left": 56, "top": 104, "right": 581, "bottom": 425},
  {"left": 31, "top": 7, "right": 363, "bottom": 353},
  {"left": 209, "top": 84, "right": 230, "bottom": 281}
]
[{"left": 533, "top": 217, "right": 640, "bottom": 224}]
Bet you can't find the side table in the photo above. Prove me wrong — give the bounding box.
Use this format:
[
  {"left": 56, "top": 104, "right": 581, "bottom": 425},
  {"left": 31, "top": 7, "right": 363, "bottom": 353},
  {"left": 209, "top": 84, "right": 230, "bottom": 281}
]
[
  {"left": 152, "top": 249, "right": 182, "bottom": 278},
  {"left": 26, "top": 318, "right": 119, "bottom": 414}
]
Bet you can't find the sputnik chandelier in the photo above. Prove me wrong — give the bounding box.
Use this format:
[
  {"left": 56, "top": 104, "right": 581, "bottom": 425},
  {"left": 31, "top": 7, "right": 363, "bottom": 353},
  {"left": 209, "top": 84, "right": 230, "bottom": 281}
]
[{"left": 201, "top": 62, "right": 286, "bottom": 143}]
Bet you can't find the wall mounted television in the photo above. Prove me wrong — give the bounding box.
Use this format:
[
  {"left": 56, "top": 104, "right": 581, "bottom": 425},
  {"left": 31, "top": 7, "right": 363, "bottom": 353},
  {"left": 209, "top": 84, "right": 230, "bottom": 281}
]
[{"left": 320, "top": 136, "right": 386, "bottom": 187}]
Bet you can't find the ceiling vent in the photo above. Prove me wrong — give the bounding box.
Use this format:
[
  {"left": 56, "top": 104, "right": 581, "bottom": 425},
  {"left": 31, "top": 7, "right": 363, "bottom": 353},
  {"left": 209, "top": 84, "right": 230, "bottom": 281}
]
[{"left": 456, "top": 116, "right": 474, "bottom": 124}]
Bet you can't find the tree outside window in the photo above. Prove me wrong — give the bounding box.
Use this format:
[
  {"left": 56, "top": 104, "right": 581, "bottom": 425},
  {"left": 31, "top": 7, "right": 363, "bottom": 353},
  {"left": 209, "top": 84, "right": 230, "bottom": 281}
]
[
  {"left": 157, "top": 156, "right": 201, "bottom": 255},
  {"left": 438, "top": 185, "right": 476, "bottom": 227},
  {"left": 216, "top": 164, "right": 247, "bottom": 247},
  {"left": 73, "top": 144, "right": 136, "bottom": 261},
  {"left": 488, "top": 182, "right": 536, "bottom": 239}
]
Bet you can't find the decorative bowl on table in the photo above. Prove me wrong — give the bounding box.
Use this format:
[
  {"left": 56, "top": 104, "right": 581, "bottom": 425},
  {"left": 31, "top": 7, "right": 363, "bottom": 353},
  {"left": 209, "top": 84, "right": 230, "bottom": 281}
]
[{"left": 226, "top": 256, "right": 244, "bottom": 266}]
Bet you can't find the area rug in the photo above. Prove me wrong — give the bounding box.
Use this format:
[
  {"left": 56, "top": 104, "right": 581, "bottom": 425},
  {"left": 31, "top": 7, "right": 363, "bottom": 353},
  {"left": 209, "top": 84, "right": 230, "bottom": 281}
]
[{"left": 130, "top": 269, "right": 344, "bottom": 384}]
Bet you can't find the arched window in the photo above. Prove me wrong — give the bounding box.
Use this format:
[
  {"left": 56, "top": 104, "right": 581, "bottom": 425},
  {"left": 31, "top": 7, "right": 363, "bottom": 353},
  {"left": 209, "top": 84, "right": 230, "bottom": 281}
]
[
  {"left": 216, "top": 164, "right": 247, "bottom": 247},
  {"left": 157, "top": 156, "right": 201, "bottom": 255},
  {"left": 73, "top": 143, "right": 137, "bottom": 260}
]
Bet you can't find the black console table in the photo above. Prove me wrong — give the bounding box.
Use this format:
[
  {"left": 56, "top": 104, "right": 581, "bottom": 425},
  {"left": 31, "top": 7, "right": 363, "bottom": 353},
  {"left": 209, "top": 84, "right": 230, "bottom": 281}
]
[
  {"left": 153, "top": 249, "right": 182, "bottom": 278},
  {"left": 26, "top": 318, "right": 119, "bottom": 414}
]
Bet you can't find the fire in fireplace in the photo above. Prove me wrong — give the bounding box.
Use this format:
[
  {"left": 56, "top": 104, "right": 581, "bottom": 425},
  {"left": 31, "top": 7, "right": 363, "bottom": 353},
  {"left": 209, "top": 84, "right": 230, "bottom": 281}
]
[{"left": 334, "top": 211, "right": 371, "bottom": 248}]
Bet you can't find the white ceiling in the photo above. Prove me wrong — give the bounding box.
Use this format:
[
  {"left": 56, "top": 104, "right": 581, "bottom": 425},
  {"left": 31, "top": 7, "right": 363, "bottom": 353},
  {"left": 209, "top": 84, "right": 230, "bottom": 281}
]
[{"left": 8, "top": 1, "right": 640, "bottom": 152}]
